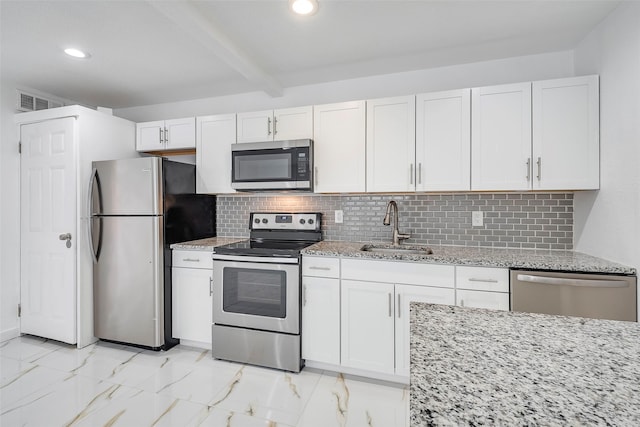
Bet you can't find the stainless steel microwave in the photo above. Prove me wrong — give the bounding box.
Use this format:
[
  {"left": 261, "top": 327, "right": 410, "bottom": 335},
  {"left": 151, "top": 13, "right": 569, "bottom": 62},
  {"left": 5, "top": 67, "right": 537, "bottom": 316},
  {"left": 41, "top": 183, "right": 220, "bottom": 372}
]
[{"left": 231, "top": 139, "right": 313, "bottom": 191}]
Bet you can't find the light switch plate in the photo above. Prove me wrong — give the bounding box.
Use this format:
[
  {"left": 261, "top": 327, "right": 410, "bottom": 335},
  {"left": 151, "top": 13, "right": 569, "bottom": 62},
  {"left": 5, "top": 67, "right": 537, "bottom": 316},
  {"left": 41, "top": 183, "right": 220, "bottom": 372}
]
[
  {"left": 335, "top": 210, "right": 344, "bottom": 224},
  {"left": 472, "top": 211, "right": 484, "bottom": 227}
]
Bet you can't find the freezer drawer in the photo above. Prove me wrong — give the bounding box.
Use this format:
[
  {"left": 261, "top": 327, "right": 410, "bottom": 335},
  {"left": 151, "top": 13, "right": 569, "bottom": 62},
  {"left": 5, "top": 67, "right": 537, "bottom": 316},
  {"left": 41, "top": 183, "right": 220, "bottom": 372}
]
[
  {"left": 511, "top": 270, "right": 637, "bottom": 322},
  {"left": 93, "top": 216, "right": 164, "bottom": 347}
]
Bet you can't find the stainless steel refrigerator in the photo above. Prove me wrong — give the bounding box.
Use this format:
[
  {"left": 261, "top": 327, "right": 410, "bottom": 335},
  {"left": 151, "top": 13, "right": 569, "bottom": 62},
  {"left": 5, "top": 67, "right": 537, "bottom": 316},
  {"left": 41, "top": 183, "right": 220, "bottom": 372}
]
[{"left": 89, "top": 157, "right": 215, "bottom": 350}]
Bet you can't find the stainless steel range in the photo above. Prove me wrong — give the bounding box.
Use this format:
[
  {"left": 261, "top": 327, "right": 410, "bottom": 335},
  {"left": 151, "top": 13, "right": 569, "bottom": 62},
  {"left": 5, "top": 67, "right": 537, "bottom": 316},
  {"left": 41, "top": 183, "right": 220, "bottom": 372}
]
[{"left": 211, "top": 212, "right": 322, "bottom": 372}]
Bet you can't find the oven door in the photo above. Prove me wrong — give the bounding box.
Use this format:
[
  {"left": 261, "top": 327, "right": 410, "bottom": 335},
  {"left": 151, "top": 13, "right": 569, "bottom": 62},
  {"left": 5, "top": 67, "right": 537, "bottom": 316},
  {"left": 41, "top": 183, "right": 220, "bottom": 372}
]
[{"left": 212, "top": 255, "right": 300, "bottom": 334}]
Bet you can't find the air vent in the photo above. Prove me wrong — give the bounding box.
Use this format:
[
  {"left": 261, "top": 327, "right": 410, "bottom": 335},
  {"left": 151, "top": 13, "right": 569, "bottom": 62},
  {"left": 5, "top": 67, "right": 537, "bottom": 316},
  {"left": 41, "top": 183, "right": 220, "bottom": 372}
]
[{"left": 16, "top": 90, "right": 64, "bottom": 112}]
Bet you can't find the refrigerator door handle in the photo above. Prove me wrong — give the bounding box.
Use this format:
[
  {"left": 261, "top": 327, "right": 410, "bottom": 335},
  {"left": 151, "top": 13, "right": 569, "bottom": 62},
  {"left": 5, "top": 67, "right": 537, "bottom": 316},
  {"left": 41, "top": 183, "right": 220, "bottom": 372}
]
[{"left": 87, "top": 167, "right": 102, "bottom": 263}]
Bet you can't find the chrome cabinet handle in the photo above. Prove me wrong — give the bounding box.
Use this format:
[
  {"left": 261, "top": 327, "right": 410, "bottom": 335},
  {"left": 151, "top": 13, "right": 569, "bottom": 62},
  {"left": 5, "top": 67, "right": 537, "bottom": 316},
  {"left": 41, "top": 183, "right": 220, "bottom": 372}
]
[
  {"left": 308, "top": 266, "right": 330, "bottom": 271},
  {"left": 536, "top": 157, "right": 541, "bottom": 180},
  {"left": 418, "top": 163, "right": 422, "bottom": 185},
  {"left": 388, "top": 293, "right": 392, "bottom": 317},
  {"left": 526, "top": 158, "right": 531, "bottom": 181},
  {"left": 302, "top": 284, "right": 307, "bottom": 306},
  {"left": 182, "top": 258, "right": 200, "bottom": 263},
  {"left": 164, "top": 127, "right": 169, "bottom": 144},
  {"left": 468, "top": 278, "right": 498, "bottom": 283},
  {"left": 397, "top": 294, "right": 401, "bottom": 318},
  {"left": 273, "top": 117, "right": 278, "bottom": 135},
  {"left": 59, "top": 233, "right": 72, "bottom": 248},
  {"left": 159, "top": 128, "right": 164, "bottom": 144},
  {"left": 410, "top": 163, "right": 414, "bottom": 185},
  {"left": 267, "top": 117, "right": 272, "bottom": 135},
  {"left": 209, "top": 277, "right": 213, "bottom": 296},
  {"left": 314, "top": 166, "right": 318, "bottom": 187},
  {"left": 460, "top": 299, "right": 465, "bottom": 307}
]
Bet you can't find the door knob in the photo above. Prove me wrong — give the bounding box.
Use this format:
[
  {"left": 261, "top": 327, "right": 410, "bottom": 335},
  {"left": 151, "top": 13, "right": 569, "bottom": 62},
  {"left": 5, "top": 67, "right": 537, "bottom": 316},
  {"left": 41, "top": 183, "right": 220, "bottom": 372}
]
[{"left": 59, "top": 233, "right": 72, "bottom": 248}]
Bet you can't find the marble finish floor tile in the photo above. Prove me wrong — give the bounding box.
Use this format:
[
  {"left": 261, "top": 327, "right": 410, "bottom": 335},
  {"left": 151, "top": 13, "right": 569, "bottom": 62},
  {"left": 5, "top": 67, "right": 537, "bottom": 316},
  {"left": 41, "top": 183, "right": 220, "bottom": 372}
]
[{"left": 0, "top": 336, "right": 408, "bottom": 427}]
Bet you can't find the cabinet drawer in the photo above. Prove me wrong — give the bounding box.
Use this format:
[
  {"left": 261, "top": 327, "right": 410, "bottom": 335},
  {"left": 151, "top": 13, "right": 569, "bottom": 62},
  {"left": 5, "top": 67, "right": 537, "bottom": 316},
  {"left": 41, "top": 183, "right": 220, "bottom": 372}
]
[
  {"left": 302, "top": 256, "right": 340, "bottom": 278},
  {"left": 456, "top": 266, "right": 509, "bottom": 292},
  {"left": 457, "top": 289, "right": 510, "bottom": 311},
  {"left": 172, "top": 250, "right": 213, "bottom": 269},
  {"left": 342, "top": 258, "right": 454, "bottom": 288}
]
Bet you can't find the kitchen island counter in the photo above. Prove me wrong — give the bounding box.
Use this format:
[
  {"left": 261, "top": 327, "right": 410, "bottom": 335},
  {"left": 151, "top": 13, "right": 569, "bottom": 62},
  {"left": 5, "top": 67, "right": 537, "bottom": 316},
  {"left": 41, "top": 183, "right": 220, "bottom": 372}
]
[
  {"left": 410, "top": 303, "right": 640, "bottom": 426},
  {"left": 302, "top": 241, "right": 636, "bottom": 275}
]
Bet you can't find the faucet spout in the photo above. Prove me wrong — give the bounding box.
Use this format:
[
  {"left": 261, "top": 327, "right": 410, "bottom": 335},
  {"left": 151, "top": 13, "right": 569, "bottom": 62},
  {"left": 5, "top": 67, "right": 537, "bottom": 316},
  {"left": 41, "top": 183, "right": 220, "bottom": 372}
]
[{"left": 383, "top": 200, "right": 411, "bottom": 246}]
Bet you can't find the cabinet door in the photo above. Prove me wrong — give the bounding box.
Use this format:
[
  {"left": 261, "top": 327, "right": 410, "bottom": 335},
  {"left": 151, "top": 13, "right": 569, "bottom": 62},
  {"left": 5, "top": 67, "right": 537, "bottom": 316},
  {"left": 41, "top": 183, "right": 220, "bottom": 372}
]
[
  {"left": 366, "top": 96, "right": 416, "bottom": 192},
  {"left": 533, "top": 75, "right": 599, "bottom": 190},
  {"left": 172, "top": 267, "right": 213, "bottom": 344},
  {"left": 341, "top": 280, "right": 395, "bottom": 374},
  {"left": 164, "top": 117, "right": 196, "bottom": 150},
  {"left": 456, "top": 289, "right": 509, "bottom": 311},
  {"left": 196, "top": 114, "right": 236, "bottom": 194},
  {"left": 236, "top": 110, "right": 273, "bottom": 143},
  {"left": 136, "top": 120, "right": 164, "bottom": 152},
  {"left": 395, "top": 284, "right": 455, "bottom": 377},
  {"left": 416, "top": 89, "right": 471, "bottom": 191},
  {"left": 274, "top": 106, "right": 313, "bottom": 140},
  {"left": 471, "top": 82, "right": 532, "bottom": 191},
  {"left": 313, "top": 101, "right": 366, "bottom": 193},
  {"left": 301, "top": 276, "right": 340, "bottom": 364}
]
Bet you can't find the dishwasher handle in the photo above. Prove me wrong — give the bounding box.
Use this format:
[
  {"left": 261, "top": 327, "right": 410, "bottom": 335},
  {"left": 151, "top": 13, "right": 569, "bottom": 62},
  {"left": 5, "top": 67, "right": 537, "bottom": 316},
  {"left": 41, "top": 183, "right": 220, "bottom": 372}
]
[{"left": 516, "top": 274, "right": 630, "bottom": 288}]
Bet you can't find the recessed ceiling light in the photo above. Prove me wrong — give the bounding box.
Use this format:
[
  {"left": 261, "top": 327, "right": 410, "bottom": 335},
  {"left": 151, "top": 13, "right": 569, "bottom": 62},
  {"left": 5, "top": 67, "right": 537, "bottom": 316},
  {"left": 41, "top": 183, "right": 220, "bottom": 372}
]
[
  {"left": 289, "top": 0, "right": 318, "bottom": 16},
  {"left": 64, "top": 48, "right": 91, "bottom": 59}
]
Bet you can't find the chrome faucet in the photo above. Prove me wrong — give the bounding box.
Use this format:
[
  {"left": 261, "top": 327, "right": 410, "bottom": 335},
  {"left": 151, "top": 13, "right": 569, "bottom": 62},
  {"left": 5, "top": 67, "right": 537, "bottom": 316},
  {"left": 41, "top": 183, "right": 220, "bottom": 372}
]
[{"left": 383, "top": 200, "right": 411, "bottom": 246}]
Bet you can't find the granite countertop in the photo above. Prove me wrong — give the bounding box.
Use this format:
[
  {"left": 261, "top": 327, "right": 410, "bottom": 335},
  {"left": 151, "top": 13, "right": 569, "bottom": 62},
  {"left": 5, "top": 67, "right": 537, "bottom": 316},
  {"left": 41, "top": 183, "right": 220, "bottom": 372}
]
[
  {"left": 410, "top": 303, "right": 640, "bottom": 426},
  {"left": 301, "top": 241, "right": 636, "bottom": 275},
  {"left": 170, "top": 236, "right": 244, "bottom": 251}
]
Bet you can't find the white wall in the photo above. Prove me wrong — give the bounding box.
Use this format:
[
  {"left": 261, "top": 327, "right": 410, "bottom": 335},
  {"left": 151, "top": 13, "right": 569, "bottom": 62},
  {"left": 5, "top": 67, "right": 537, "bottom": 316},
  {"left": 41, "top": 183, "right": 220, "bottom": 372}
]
[
  {"left": 0, "top": 79, "right": 21, "bottom": 340},
  {"left": 572, "top": 2, "right": 640, "bottom": 310},
  {"left": 115, "top": 51, "right": 574, "bottom": 121}
]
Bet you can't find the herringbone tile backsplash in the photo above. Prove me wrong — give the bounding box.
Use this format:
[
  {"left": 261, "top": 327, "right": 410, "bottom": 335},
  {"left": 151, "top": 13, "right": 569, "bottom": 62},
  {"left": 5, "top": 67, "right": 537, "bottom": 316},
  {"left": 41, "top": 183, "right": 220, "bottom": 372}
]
[{"left": 217, "top": 193, "right": 573, "bottom": 250}]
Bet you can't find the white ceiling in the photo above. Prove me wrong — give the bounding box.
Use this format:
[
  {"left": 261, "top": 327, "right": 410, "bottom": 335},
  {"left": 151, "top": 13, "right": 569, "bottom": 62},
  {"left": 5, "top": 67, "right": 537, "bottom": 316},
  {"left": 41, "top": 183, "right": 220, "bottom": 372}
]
[{"left": 0, "top": 0, "right": 620, "bottom": 109}]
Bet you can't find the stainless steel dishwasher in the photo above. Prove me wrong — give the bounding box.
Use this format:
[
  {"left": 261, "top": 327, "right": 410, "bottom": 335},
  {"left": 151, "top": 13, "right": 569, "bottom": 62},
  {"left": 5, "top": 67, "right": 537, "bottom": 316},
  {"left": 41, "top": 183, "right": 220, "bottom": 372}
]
[{"left": 511, "top": 270, "right": 637, "bottom": 322}]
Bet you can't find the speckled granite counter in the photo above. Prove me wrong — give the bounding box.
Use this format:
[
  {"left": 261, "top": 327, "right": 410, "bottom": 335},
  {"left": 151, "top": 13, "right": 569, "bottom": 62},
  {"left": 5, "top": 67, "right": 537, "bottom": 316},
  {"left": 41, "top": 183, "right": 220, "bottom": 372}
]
[
  {"left": 410, "top": 303, "right": 640, "bottom": 426},
  {"left": 170, "top": 236, "right": 244, "bottom": 251},
  {"left": 302, "top": 241, "right": 636, "bottom": 275}
]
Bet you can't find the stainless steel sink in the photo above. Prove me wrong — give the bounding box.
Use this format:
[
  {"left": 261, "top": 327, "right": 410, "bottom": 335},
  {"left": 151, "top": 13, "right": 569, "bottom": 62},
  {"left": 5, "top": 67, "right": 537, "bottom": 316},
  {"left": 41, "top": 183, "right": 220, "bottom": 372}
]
[{"left": 360, "top": 244, "right": 433, "bottom": 256}]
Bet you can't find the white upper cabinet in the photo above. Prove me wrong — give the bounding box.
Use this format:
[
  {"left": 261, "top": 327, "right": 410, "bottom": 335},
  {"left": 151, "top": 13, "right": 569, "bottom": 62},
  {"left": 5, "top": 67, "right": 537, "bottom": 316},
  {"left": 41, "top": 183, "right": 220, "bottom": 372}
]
[
  {"left": 313, "top": 101, "right": 366, "bottom": 193},
  {"left": 196, "top": 114, "right": 236, "bottom": 194},
  {"left": 532, "top": 75, "right": 600, "bottom": 190},
  {"left": 416, "top": 89, "right": 471, "bottom": 191},
  {"left": 366, "top": 96, "right": 416, "bottom": 192},
  {"left": 236, "top": 106, "right": 313, "bottom": 143},
  {"left": 471, "top": 82, "right": 532, "bottom": 191},
  {"left": 136, "top": 117, "right": 196, "bottom": 152}
]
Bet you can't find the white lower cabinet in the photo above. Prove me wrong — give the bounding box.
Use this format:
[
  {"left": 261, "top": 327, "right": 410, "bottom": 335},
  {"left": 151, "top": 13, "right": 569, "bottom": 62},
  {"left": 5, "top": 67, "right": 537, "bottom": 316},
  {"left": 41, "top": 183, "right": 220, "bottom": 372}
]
[
  {"left": 301, "top": 276, "right": 340, "bottom": 364},
  {"left": 455, "top": 266, "right": 510, "bottom": 311},
  {"left": 172, "top": 250, "right": 213, "bottom": 346},
  {"left": 341, "top": 280, "right": 396, "bottom": 374},
  {"left": 394, "top": 284, "right": 455, "bottom": 377},
  {"left": 301, "top": 257, "right": 509, "bottom": 381}
]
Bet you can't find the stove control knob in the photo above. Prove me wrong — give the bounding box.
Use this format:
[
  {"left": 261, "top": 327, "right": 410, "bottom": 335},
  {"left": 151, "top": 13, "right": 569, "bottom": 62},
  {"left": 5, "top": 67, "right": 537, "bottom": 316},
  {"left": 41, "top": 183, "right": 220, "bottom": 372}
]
[
  {"left": 299, "top": 219, "right": 306, "bottom": 225},
  {"left": 308, "top": 219, "right": 314, "bottom": 225},
  {"left": 254, "top": 218, "right": 260, "bottom": 224},
  {"left": 262, "top": 218, "right": 268, "bottom": 224}
]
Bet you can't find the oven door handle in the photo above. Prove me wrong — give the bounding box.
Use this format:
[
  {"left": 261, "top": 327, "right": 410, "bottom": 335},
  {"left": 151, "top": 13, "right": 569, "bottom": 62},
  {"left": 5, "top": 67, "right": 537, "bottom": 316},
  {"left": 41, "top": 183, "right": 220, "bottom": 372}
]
[{"left": 212, "top": 254, "right": 300, "bottom": 264}]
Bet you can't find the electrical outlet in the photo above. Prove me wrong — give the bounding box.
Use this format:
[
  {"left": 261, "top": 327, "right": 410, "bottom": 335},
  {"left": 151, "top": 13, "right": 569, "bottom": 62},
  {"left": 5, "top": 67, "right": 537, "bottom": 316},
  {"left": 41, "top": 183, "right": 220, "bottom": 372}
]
[
  {"left": 335, "top": 210, "right": 344, "bottom": 224},
  {"left": 472, "top": 211, "right": 484, "bottom": 227}
]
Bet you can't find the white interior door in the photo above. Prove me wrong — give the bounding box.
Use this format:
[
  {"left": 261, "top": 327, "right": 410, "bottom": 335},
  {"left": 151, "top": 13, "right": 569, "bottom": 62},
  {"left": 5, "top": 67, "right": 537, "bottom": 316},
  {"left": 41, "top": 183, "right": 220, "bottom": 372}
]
[{"left": 20, "top": 117, "right": 77, "bottom": 344}]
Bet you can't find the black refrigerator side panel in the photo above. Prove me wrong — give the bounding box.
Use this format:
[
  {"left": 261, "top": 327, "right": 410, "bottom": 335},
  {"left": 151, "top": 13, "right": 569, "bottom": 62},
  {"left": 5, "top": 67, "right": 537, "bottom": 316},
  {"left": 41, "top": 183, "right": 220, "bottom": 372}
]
[{"left": 161, "top": 158, "right": 216, "bottom": 347}]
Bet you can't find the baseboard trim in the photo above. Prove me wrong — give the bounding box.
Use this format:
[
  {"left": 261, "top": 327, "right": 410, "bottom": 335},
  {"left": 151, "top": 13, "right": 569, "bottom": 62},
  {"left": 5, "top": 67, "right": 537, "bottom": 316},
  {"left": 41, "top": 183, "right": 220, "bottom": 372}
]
[{"left": 0, "top": 327, "right": 20, "bottom": 343}]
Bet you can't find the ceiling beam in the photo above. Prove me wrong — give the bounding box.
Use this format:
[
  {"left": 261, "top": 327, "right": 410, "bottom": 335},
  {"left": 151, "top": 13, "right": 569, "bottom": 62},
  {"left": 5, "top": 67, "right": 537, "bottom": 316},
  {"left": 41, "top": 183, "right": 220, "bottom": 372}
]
[{"left": 147, "top": 0, "right": 283, "bottom": 97}]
